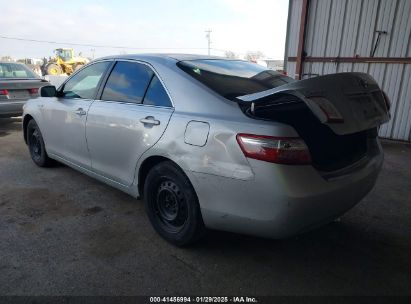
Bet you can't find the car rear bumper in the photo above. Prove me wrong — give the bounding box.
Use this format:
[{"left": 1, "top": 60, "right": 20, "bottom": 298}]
[
  {"left": 190, "top": 143, "right": 383, "bottom": 239},
  {"left": 0, "top": 101, "right": 25, "bottom": 118}
]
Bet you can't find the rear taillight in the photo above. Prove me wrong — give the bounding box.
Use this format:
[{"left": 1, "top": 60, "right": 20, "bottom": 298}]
[
  {"left": 382, "top": 91, "right": 391, "bottom": 111},
  {"left": 28, "top": 88, "right": 39, "bottom": 94},
  {"left": 236, "top": 133, "right": 311, "bottom": 165},
  {"left": 0, "top": 89, "right": 9, "bottom": 95}
]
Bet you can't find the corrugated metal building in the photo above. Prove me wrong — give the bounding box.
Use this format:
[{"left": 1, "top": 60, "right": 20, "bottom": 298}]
[{"left": 284, "top": 0, "right": 411, "bottom": 141}]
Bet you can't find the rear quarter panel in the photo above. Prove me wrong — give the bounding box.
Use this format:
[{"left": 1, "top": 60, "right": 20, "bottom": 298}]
[{"left": 134, "top": 110, "right": 299, "bottom": 195}]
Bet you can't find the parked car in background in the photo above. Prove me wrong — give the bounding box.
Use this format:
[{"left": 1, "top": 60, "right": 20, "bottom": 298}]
[
  {"left": 17, "top": 58, "right": 44, "bottom": 77},
  {"left": 22, "top": 54, "right": 390, "bottom": 246},
  {"left": 0, "top": 61, "right": 49, "bottom": 118}
]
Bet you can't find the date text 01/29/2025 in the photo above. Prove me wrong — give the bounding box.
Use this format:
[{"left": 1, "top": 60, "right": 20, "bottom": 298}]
[{"left": 149, "top": 296, "right": 259, "bottom": 303}]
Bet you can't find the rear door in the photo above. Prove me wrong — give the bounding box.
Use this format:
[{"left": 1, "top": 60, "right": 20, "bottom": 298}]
[
  {"left": 86, "top": 60, "right": 173, "bottom": 186},
  {"left": 41, "top": 61, "right": 111, "bottom": 167}
]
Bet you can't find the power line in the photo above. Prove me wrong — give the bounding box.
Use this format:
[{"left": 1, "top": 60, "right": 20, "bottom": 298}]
[{"left": 0, "top": 34, "right": 209, "bottom": 51}]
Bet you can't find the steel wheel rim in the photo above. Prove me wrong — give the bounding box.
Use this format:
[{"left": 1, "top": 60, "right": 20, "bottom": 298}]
[{"left": 154, "top": 180, "right": 188, "bottom": 233}]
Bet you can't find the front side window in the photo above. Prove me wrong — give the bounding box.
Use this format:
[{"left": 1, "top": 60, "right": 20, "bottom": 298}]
[
  {"left": 143, "top": 75, "right": 172, "bottom": 107},
  {"left": 101, "top": 61, "right": 153, "bottom": 103},
  {"left": 62, "top": 61, "right": 110, "bottom": 99},
  {"left": 177, "top": 59, "right": 294, "bottom": 100}
]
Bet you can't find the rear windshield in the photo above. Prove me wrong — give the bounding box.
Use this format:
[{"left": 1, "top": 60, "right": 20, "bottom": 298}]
[
  {"left": 177, "top": 59, "right": 294, "bottom": 100},
  {"left": 0, "top": 62, "right": 38, "bottom": 79}
]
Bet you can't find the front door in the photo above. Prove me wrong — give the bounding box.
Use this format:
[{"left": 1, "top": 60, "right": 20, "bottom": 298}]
[
  {"left": 41, "top": 61, "right": 111, "bottom": 167},
  {"left": 86, "top": 60, "right": 174, "bottom": 186}
]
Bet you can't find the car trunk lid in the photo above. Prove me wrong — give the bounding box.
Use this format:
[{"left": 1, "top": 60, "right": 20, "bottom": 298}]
[
  {"left": 236, "top": 72, "right": 390, "bottom": 136},
  {"left": 0, "top": 79, "right": 46, "bottom": 100},
  {"left": 235, "top": 72, "right": 390, "bottom": 173}
]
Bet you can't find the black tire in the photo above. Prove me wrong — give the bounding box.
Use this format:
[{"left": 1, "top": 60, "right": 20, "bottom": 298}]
[
  {"left": 27, "top": 119, "right": 53, "bottom": 167},
  {"left": 46, "top": 63, "right": 62, "bottom": 75},
  {"left": 144, "top": 161, "right": 205, "bottom": 246}
]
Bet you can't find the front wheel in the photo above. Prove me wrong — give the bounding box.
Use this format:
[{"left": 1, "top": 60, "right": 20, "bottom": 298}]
[
  {"left": 27, "top": 120, "right": 53, "bottom": 167},
  {"left": 46, "top": 63, "right": 62, "bottom": 75},
  {"left": 144, "top": 161, "right": 205, "bottom": 246}
]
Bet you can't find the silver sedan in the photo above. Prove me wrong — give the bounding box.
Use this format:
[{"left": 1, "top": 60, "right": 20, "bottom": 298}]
[
  {"left": 22, "top": 54, "right": 390, "bottom": 246},
  {"left": 0, "top": 61, "right": 48, "bottom": 118}
]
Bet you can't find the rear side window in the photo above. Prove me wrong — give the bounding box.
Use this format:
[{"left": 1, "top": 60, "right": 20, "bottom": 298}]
[
  {"left": 177, "top": 59, "right": 294, "bottom": 100},
  {"left": 143, "top": 75, "right": 172, "bottom": 107},
  {"left": 62, "top": 61, "right": 110, "bottom": 99},
  {"left": 102, "top": 61, "right": 153, "bottom": 103}
]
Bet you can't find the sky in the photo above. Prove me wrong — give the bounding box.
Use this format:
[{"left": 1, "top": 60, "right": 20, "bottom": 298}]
[{"left": 0, "top": 0, "right": 289, "bottom": 60}]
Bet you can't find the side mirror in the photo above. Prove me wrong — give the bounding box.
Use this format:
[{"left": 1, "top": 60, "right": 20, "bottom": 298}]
[{"left": 40, "top": 85, "right": 57, "bottom": 97}]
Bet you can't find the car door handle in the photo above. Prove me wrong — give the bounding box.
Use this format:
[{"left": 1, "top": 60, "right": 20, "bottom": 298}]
[
  {"left": 75, "top": 108, "right": 87, "bottom": 116},
  {"left": 140, "top": 116, "right": 160, "bottom": 126}
]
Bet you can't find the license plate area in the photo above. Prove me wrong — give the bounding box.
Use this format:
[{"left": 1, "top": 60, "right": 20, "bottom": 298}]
[
  {"left": 8, "top": 90, "right": 29, "bottom": 99},
  {"left": 349, "top": 95, "right": 380, "bottom": 119}
]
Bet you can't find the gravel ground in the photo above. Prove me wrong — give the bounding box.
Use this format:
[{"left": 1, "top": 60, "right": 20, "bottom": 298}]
[{"left": 0, "top": 117, "right": 410, "bottom": 296}]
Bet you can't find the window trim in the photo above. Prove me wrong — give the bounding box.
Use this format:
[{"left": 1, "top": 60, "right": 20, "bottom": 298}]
[
  {"left": 57, "top": 59, "right": 115, "bottom": 100},
  {"left": 96, "top": 59, "right": 174, "bottom": 109}
]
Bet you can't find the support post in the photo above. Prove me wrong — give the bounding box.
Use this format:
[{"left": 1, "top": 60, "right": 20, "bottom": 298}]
[{"left": 295, "top": 0, "right": 309, "bottom": 80}]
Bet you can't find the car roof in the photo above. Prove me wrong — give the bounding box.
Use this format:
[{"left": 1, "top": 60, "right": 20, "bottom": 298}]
[{"left": 96, "top": 53, "right": 237, "bottom": 63}]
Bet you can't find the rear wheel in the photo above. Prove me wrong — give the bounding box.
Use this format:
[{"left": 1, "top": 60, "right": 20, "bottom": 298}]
[
  {"left": 27, "top": 120, "right": 53, "bottom": 167},
  {"left": 144, "top": 161, "right": 205, "bottom": 246}
]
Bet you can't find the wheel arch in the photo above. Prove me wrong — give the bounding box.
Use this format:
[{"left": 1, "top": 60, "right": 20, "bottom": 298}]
[
  {"left": 23, "top": 114, "right": 34, "bottom": 144},
  {"left": 138, "top": 155, "right": 189, "bottom": 198}
]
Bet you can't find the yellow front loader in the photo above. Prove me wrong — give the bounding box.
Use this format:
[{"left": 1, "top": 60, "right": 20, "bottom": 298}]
[{"left": 44, "top": 48, "right": 89, "bottom": 75}]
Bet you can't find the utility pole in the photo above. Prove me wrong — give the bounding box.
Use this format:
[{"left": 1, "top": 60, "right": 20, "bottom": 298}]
[{"left": 205, "top": 29, "right": 212, "bottom": 55}]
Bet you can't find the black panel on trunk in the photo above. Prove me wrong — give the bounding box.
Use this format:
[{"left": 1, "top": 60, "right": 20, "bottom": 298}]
[{"left": 244, "top": 95, "right": 377, "bottom": 172}]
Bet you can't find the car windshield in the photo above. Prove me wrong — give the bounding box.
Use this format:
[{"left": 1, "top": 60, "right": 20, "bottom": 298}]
[
  {"left": 0, "top": 62, "right": 38, "bottom": 79},
  {"left": 177, "top": 59, "right": 294, "bottom": 100}
]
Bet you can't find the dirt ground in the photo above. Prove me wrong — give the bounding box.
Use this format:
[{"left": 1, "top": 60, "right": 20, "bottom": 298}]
[{"left": 0, "top": 117, "right": 410, "bottom": 296}]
